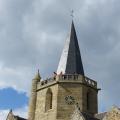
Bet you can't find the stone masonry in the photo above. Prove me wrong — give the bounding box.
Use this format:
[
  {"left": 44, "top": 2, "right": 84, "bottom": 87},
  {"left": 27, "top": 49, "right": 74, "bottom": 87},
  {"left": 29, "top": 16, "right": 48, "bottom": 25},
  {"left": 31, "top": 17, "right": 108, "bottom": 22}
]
[{"left": 29, "top": 74, "right": 99, "bottom": 120}]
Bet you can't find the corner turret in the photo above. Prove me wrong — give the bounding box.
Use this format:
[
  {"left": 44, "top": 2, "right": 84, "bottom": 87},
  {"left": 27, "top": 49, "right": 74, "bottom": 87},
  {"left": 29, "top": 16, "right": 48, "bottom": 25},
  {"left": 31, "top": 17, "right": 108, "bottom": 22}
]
[
  {"left": 28, "top": 70, "right": 41, "bottom": 120},
  {"left": 34, "top": 69, "right": 41, "bottom": 81}
]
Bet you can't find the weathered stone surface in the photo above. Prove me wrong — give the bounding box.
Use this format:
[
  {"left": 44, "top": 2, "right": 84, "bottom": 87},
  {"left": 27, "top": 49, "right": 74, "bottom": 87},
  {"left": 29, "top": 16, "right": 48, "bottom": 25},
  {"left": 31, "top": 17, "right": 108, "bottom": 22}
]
[
  {"left": 103, "top": 107, "right": 120, "bottom": 120},
  {"left": 28, "top": 71, "right": 41, "bottom": 120},
  {"left": 34, "top": 84, "right": 58, "bottom": 120},
  {"left": 71, "top": 104, "right": 84, "bottom": 120},
  {"left": 32, "top": 74, "right": 98, "bottom": 120}
]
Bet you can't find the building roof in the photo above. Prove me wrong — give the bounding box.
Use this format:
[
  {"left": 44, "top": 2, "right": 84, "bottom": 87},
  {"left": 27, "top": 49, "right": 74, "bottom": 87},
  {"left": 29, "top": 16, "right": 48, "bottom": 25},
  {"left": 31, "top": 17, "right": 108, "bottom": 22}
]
[
  {"left": 57, "top": 21, "right": 84, "bottom": 75},
  {"left": 95, "top": 106, "right": 120, "bottom": 120},
  {"left": 14, "top": 116, "right": 27, "bottom": 120},
  {"left": 6, "top": 110, "right": 27, "bottom": 120},
  {"left": 82, "top": 112, "right": 100, "bottom": 120},
  {"left": 95, "top": 112, "right": 107, "bottom": 120}
]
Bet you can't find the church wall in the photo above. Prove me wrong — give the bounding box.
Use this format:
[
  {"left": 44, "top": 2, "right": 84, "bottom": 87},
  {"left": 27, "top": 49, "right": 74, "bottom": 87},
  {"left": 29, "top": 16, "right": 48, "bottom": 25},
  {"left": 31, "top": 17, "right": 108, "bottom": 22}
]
[
  {"left": 82, "top": 85, "right": 98, "bottom": 115},
  {"left": 34, "top": 84, "right": 58, "bottom": 120},
  {"left": 57, "top": 83, "right": 83, "bottom": 120}
]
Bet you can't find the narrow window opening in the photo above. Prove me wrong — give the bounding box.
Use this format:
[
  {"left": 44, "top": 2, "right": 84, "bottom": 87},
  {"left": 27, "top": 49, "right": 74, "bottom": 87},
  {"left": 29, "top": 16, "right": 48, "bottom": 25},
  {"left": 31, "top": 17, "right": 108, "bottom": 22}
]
[
  {"left": 45, "top": 88, "right": 53, "bottom": 111},
  {"left": 87, "top": 92, "right": 90, "bottom": 110},
  {"left": 50, "top": 91, "right": 52, "bottom": 109}
]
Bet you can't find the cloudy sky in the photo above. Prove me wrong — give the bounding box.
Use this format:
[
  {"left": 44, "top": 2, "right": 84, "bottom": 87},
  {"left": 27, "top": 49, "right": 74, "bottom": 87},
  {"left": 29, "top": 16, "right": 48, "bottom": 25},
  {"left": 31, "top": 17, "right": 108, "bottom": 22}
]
[{"left": 0, "top": 0, "right": 120, "bottom": 119}]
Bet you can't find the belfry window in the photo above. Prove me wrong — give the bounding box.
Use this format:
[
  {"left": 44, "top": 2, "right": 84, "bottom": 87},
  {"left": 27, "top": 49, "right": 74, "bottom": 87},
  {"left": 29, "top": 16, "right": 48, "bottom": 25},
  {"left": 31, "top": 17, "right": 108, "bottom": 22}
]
[
  {"left": 45, "top": 88, "right": 53, "bottom": 111},
  {"left": 87, "top": 92, "right": 90, "bottom": 110}
]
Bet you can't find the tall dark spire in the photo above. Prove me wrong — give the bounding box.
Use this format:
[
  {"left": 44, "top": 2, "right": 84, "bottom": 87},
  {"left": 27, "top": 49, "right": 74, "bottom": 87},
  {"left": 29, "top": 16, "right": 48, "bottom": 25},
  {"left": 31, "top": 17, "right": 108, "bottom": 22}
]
[{"left": 57, "top": 21, "right": 84, "bottom": 75}]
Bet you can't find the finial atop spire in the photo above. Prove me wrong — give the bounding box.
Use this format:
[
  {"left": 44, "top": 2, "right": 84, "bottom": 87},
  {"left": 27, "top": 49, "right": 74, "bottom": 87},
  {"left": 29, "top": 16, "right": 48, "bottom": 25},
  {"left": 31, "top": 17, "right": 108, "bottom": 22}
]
[
  {"left": 70, "top": 10, "right": 74, "bottom": 19},
  {"left": 38, "top": 69, "right": 40, "bottom": 75},
  {"left": 34, "top": 69, "right": 41, "bottom": 81},
  {"left": 57, "top": 21, "right": 84, "bottom": 75},
  {"left": 10, "top": 109, "right": 12, "bottom": 113}
]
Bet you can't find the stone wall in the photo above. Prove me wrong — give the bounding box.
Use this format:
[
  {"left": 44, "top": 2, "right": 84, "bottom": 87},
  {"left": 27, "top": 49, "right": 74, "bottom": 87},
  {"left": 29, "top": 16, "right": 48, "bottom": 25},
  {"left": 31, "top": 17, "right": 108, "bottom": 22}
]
[
  {"left": 103, "top": 107, "right": 120, "bottom": 120},
  {"left": 33, "top": 75, "right": 98, "bottom": 120},
  {"left": 34, "top": 84, "right": 58, "bottom": 120}
]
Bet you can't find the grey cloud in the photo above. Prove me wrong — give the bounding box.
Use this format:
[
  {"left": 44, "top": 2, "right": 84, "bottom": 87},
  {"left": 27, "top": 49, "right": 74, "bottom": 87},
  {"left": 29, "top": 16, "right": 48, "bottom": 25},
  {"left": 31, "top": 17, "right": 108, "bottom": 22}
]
[{"left": 0, "top": 0, "right": 120, "bottom": 112}]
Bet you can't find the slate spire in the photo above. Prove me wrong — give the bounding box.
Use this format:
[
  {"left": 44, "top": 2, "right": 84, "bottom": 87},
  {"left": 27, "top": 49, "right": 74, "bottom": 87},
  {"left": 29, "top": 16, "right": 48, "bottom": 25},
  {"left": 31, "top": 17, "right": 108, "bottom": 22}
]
[{"left": 57, "top": 21, "right": 84, "bottom": 75}]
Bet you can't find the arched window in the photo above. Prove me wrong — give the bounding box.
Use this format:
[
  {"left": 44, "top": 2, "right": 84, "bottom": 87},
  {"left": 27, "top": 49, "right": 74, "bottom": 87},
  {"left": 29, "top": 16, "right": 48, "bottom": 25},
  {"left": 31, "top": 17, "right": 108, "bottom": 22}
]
[
  {"left": 45, "top": 88, "right": 53, "bottom": 111},
  {"left": 87, "top": 92, "right": 90, "bottom": 110}
]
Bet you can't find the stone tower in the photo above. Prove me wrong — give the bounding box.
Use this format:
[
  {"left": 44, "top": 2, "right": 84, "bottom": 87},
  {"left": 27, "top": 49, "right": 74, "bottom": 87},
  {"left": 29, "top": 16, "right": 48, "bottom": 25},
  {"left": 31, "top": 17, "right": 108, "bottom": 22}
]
[
  {"left": 28, "top": 21, "right": 99, "bottom": 120},
  {"left": 28, "top": 70, "right": 41, "bottom": 120}
]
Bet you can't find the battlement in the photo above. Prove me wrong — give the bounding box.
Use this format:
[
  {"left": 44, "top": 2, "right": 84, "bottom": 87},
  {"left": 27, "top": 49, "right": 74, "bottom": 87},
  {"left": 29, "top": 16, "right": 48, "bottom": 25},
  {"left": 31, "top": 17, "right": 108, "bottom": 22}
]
[{"left": 37, "top": 74, "right": 97, "bottom": 90}]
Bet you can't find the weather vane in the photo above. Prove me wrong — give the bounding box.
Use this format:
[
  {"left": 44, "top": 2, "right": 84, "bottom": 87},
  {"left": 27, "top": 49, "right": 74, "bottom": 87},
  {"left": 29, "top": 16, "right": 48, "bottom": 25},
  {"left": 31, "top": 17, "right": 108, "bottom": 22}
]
[{"left": 70, "top": 10, "right": 74, "bottom": 19}]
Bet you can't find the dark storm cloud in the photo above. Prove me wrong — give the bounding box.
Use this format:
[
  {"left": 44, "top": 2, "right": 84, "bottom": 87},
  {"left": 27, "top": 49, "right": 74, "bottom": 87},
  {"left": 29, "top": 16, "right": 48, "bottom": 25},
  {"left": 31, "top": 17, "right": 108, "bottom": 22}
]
[{"left": 0, "top": 0, "right": 120, "bottom": 112}]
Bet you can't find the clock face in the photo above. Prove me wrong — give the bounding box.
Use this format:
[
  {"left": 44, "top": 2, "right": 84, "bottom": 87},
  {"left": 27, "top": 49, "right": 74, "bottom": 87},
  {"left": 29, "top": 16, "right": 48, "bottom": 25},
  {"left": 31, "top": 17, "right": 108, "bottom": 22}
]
[{"left": 65, "top": 95, "right": 75, "bottom": 105}]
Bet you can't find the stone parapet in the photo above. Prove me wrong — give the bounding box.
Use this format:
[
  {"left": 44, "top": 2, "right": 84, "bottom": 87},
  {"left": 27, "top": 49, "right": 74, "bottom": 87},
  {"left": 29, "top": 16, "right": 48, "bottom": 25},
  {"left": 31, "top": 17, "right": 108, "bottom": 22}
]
[{"left": 37, "top": 74, "right": 98, "bottom": 91}]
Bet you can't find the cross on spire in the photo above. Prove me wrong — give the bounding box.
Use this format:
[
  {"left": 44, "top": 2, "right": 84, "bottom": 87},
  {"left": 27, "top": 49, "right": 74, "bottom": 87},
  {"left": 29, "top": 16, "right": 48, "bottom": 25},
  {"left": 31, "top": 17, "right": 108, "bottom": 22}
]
[{"left": 70, "top": 10, "right": 74, "bottom": 19}]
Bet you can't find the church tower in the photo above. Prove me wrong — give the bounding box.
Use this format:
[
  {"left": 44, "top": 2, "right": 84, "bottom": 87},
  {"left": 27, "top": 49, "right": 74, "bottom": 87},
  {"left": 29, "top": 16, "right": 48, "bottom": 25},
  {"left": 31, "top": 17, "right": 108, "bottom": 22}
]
[{"left": 28, "top": 21, "right": 99, "bottom": 120}]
